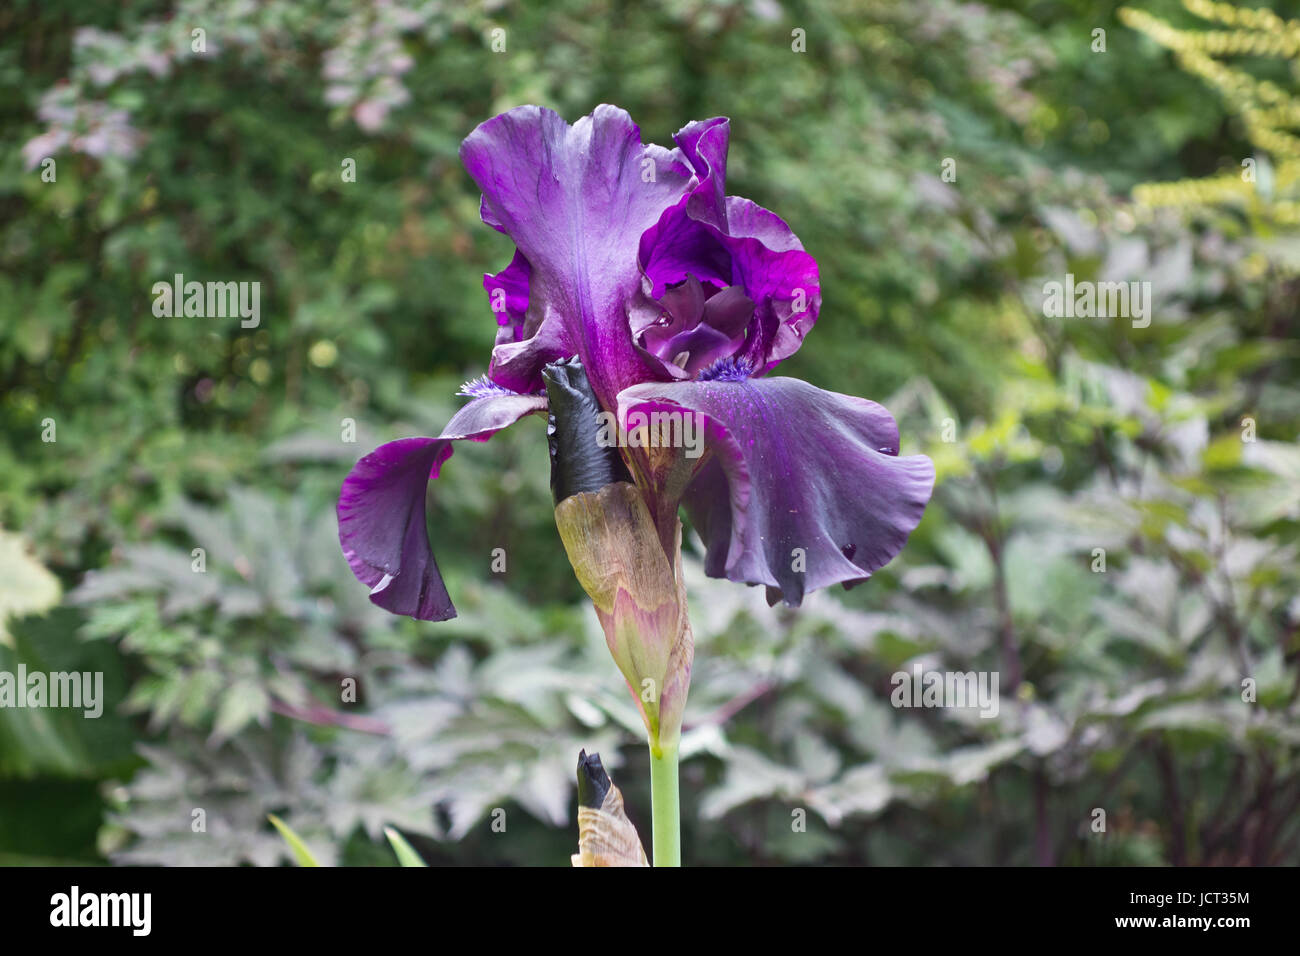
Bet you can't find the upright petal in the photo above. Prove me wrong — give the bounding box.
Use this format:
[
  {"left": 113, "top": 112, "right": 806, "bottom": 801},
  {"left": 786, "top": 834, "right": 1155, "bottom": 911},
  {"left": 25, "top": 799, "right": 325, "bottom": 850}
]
[
  {"left": 337, "top": 392, "right": 547, "bottom": 620},
  {"left": 721, "top": 198, "right": 820, "bottom": 370},
  {"left": 460, "top": 105, "right": 695, "bottom": 407},
  {"left": 618, "top": 377, "right": 934, "bottom": 605},
  {"left": 638, "top": 118, "right": 820, "bottom": 372},
  {"left": 673, "top": 116, "right": 730, "bottom": 228},
  {"left": 638, "top": 118, "right": 733, "bottom": 299}
]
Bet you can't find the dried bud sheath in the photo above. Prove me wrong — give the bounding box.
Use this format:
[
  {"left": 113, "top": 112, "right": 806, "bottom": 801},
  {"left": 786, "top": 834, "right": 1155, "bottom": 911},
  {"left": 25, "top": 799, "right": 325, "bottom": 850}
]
[{"left": 572, "top": 750, "right": 648, "bottom": 867}]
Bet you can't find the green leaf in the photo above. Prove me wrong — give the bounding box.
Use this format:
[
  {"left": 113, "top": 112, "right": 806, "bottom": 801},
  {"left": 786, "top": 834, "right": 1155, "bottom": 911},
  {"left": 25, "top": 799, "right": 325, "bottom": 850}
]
[
  {"left": 210, "top": 680, "right": 270, "bottom": 744},
  {"left": 268, "top": 814, "right": 322, "bottom": 867},
  {"left": 383, "top": 826, "right": 427, "bottom": 867}
]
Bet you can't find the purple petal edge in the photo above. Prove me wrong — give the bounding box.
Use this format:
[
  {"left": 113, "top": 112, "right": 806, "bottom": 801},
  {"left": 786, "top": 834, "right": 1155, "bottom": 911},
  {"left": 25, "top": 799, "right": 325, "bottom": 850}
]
[
  {"left": 460, "top": 104, "right": 694, "bottom": 406},
  {"left": 618, "top": 377, "right": 934, "bottom": 605},
  {"left": 638, "top": 118, "right": 821, "bottom": 374},
  {"left": 337, "top": 392, "right": 547, "bottom": 620}
]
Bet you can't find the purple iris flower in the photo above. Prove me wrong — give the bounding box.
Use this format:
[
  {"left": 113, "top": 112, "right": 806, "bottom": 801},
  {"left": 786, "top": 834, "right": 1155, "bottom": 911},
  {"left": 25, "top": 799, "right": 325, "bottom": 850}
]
[{"left": 338, "top": 105, "right": 934, "bottom": 621}]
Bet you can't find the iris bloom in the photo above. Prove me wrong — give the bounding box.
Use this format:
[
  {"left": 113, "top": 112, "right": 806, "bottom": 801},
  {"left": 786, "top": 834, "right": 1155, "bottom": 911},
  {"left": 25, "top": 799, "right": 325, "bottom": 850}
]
[{"left": 337, "top": 105, "right": 934, "bottom": 865}]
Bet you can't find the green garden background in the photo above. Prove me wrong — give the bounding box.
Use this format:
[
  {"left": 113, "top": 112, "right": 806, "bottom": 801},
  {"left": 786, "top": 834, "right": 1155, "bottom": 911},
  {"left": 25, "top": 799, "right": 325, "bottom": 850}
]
[{"left": 2, "top": 0, "right": 1299, "bottom": 866}]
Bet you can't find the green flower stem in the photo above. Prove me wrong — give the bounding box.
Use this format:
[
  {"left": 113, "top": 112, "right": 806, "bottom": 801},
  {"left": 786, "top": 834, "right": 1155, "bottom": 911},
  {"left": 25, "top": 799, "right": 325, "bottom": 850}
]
[{"left": 649, "top": 741, "right": 680, "bottom": 867}]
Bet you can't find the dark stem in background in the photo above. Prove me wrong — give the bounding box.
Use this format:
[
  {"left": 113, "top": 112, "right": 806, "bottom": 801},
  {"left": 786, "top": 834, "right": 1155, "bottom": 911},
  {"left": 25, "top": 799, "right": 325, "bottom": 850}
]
[
  {"left": 1053, "top": 745, "right": 1140, "bottom": 864},
  {"left": 1154, "top": 741, "right": 1187, "bottom": 865},
  {"left": 980, "top": 468, "right": 1022, "bottom": 692},
  {"left": 1247, "top": 756, "right": 1276, "bottom": 866},
  {"left": 684, "top": 678, "right": 775, "bottom": 730},
  {"left": 1033, "top": 768, "right": 1053, "bottom": 866},
  {"left": 270, "top": 698, "right": 391, "bottom": 735},
  {"left": 977, "top": 466, "right": 1040, "bottom": 862}
]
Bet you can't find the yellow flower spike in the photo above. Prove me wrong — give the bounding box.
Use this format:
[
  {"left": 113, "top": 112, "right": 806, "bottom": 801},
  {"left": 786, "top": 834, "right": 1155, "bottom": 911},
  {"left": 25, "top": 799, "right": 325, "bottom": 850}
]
[{"left": 1123, "top": 1, "right": 1300, "bottom": 227}]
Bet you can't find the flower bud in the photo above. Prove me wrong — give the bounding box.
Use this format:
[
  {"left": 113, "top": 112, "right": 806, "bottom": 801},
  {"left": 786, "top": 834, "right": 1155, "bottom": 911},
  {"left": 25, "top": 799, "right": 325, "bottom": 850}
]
[
  {"left": 543, "top": 359, "right": 692, "bottom": 753},
  {"left": 554, "top": 483, "right": 693, "bottom": 753}
]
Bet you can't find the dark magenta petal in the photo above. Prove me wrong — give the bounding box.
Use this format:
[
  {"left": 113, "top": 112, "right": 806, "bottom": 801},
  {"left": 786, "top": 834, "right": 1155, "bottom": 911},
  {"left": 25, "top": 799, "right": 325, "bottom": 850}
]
[
  {"left": 337, "top": 392, "right": 547, "bottom": 620},
  {"left": 639, "top": 214, "right": 733, "bottom": 295},
  {"left": 673, "top": 117, "right": 730, "bottom": 226},
  {"left": 720, "top": 198, "right": 820, "bottom": 370},
  {"left": 638, "top": 118, "right": 821, "bottom": 372},
  {"left": 640, "top": 279, "right": 704, "bottom": 359},
  {"left": 700, "top": 284, "right": 755, "bottom": 339},
  {"left": 640, "top": 278, "right": 754, "bottom": 375},
  {"left": 658, "top": 275, "right": 708, "bottom": 327},
  {"left": 656, "top": 323, "right": 738, "bottom": 376},
  {"left": 460, "top": 105, "right": 695, "bottom": 407},
  {"left": 484, "top": 249, "right": 531, "bottom": 344},
  {"left": 617, "top": 377, "right": 934, "bottom": 604}
]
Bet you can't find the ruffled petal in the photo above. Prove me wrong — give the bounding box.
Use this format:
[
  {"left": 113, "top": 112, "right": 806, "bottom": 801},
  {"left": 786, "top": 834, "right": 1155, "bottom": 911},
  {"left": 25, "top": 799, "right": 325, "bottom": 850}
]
[
  {"left": 673, "top": 116, "right": 730, "bottom": 227},
  {"left": 638, "top": 118, "right": 820, "bottom": 372},
  {"left": 337, "top": 392, "right": 547, "bottom": 620},
  {"left": 638, "top": 118, "right": 733, "bottom": 300},
  {"left": 617, "top": 377, "right": 933, "bottom": 605},
  {"left": 484, "top": 249, "right": 532, "bottom": 345},
  {"left": 720, "top": 198, "right": 820, "bottom": 370},
  {"left": 460, "top": 104, "right": 695, "bottom": 407}
]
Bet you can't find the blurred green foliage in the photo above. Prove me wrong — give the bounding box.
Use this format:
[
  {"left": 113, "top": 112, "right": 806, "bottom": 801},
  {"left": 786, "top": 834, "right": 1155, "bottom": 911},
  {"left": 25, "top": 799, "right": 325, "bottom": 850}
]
[{"left": 1, "top": 0, "right": 1298, "bottom": 865}]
